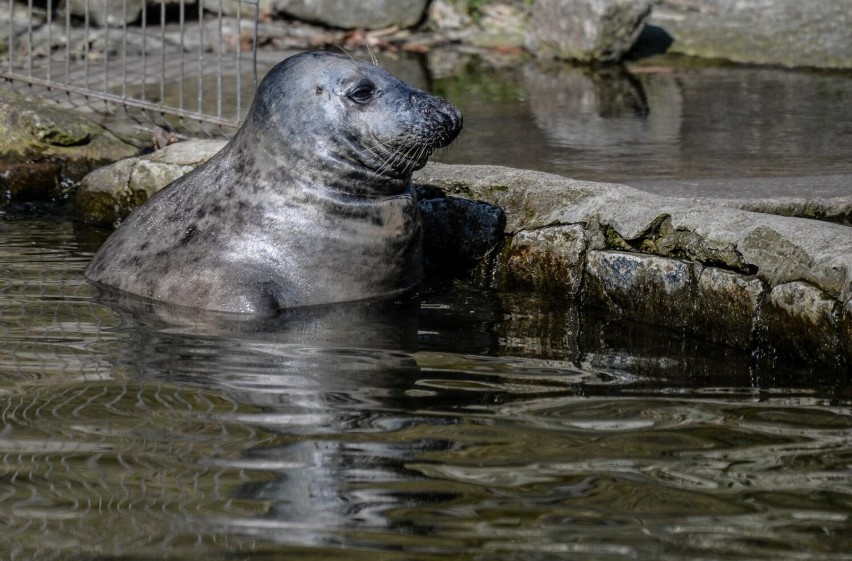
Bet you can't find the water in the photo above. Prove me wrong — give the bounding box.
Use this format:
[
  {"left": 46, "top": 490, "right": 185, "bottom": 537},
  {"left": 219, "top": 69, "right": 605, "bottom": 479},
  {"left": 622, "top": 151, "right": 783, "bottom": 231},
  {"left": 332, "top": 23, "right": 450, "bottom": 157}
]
[
  {"left": 1, "top": 215, "right": 850, "bottom": 560},
  {"left": 102, "top": 50, "right": 852, "bottom": 187},
  {"left": 2, "top": 49, "right": 851, "bottom": 560},
  {"left": 428, "top": 56, "right": 852, "bottom": 184}
]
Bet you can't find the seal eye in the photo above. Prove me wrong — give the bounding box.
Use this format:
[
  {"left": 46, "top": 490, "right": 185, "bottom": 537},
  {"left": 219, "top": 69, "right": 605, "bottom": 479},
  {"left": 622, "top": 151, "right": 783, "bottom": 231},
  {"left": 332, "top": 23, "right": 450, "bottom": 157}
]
[{"left": 347, "top": 82, "right": 375, "bottom": 104}]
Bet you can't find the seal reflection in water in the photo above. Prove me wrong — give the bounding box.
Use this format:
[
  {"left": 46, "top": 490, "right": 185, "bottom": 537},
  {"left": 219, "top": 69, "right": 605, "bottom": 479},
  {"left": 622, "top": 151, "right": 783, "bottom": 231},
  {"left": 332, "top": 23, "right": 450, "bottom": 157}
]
[{"left": 85, "top": 51, "right": 463, "bottom": 313}]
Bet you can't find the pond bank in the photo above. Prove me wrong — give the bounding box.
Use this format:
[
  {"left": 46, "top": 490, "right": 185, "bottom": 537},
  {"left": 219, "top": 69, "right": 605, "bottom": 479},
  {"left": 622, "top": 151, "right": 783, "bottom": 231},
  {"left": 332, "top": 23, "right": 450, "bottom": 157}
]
[
  {"left": 415, "top": 163, "right": 851, "bottom": 370},
  {"left": 70, "top": 139, "right": 852, "bottom": 370}
]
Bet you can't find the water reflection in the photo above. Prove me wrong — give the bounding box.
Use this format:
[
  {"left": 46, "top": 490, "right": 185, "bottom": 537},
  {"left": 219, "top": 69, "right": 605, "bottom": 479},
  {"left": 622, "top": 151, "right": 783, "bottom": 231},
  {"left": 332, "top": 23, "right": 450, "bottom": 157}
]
[
  {"left": 0, "top": 218, "right": 850, "bottom": 560},
  {"left": 105, "top": 296, "right": 432, "bottom": 550},
  {"left": 433, "top": 56, "right": 852, "bottom": 182}
]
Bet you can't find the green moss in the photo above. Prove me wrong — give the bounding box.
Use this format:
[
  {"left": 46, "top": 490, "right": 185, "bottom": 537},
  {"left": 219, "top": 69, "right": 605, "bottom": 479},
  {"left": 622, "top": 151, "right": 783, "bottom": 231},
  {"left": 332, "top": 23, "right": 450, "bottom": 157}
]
[
  {"left": 452, "top": 0, "right": 532, "bottom": 18},
  {"left": 484, "top": 184, "right": 510, "bottom": 194},
  {"left": 601, "top": 223, "right": 632, "bottom": 251},
  {"left": 598, "top": 214, "right": 754, "bottom": 274},
  {"left": 76, "top": 189, "right": 123, "bottom": 228}
]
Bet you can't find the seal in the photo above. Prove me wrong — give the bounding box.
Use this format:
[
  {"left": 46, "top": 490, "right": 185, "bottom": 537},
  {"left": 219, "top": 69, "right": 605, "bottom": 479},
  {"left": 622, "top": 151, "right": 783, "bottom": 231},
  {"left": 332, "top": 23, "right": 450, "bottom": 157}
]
[{"left": 85, "top": 51, "right": 463, "bottom": 314}]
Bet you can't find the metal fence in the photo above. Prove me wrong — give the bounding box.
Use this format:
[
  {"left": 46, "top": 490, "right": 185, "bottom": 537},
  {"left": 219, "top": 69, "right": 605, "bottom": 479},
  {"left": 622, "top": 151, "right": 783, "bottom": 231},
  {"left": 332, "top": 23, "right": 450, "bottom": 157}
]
[{"left": 2, "top": 0, "right": 260, "bottom": 137}]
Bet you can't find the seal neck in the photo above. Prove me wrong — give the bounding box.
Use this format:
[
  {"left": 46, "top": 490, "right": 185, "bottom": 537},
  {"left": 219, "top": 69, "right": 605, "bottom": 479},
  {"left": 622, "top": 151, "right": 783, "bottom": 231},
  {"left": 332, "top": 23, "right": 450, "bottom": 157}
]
[{"left": 231, "top": 126, "right": 410, "bottom": 199}]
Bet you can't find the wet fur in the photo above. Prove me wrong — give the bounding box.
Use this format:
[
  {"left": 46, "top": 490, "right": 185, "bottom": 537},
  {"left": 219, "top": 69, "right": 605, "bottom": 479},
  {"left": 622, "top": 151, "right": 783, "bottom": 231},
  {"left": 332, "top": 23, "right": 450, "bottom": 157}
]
[{"left": 86, "top": 51, "right": 462, "bottom": 313}]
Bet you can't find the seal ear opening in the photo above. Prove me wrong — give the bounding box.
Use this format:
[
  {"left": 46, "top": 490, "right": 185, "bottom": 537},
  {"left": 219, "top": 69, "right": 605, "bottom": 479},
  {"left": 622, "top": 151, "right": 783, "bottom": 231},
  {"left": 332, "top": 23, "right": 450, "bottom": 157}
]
[{"left": 315, "top": 86, "right": 324, "bottom": 95}]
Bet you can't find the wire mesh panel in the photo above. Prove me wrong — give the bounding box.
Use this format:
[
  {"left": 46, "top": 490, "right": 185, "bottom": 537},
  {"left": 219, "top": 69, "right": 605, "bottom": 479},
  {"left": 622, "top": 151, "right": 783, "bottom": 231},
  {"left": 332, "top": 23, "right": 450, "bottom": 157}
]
[{"left": 1, "top": 0, "right": 260, "bottom": 137}]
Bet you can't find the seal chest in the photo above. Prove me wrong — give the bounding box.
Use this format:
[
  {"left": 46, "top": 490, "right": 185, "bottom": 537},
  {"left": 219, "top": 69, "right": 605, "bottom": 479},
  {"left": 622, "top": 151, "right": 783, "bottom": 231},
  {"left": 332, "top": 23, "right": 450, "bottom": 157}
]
[{"left": 85, "top": 51, "right": 463, "bottom": 314}]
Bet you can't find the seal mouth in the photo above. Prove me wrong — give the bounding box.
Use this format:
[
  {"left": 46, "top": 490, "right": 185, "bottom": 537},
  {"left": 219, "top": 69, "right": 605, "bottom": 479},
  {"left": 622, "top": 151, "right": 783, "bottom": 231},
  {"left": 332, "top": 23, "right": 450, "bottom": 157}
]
[
  {"left": 363, "top": 135, "right": 435, "bottom": 178},
  {"left": 366, "top": 100, "right": 463, "bottom": 178}
]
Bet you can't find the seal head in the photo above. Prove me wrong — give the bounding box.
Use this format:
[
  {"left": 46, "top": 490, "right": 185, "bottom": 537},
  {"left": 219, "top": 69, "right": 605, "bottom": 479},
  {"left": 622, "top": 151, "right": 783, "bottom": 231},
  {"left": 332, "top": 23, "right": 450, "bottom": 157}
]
[{"left": 85, "top": 51, "right": 463, "bottom": 313}]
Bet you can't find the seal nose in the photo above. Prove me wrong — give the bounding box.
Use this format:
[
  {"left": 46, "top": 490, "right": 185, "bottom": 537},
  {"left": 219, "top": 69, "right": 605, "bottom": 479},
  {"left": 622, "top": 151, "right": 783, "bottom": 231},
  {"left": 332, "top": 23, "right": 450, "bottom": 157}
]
[
  {"left": 410, "top": 91, "right": 463, "bottom": 145},
  {"left": 436, "top": 100, "right": 463, "bottom": 146}
]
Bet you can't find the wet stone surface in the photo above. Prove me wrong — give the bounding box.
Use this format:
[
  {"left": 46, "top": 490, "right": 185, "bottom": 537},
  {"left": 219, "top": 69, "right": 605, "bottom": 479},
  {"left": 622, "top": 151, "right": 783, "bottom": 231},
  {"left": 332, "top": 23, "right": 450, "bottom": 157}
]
[
  {"left": 496, "top": 225, "right": 588, "bottom": 295},
  {"left": 694, "top": 265, "right": 765, "bottom": 350},
  {"left": 583, "top": 250, "right": 696, "bottom": 328},
  {"left": 0, "top": 89, "right": 137, "bottom": 204},
  {"left": 68, "top": 148, "right": 852, "bottom": 367},
  {"left": 763, "top": 282, "right": 846, "bottom": 367}
]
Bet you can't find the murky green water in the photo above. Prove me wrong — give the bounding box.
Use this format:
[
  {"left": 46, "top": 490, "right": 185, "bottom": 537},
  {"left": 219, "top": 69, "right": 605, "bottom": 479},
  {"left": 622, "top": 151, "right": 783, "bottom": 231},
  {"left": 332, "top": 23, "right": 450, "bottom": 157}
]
[
  {"left": 2, "top": 216, "right": 850, "bottom": 560},
  {"left": 429, "top": 56, "right": 852, "bottom": 184}
]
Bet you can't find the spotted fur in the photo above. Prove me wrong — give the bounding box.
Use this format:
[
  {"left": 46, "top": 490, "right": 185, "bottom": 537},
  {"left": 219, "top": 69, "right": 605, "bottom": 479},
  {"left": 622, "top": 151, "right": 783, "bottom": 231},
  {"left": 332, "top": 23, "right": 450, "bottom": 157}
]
[{"left": 85, "top": 51, "right": 463, "bottom": 313}]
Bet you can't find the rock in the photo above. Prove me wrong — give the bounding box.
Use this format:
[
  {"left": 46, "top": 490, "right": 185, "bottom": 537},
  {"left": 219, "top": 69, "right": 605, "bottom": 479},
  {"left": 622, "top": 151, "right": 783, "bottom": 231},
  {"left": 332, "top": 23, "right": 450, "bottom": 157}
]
[
  {"left": 648, "top": 0, "right": 852, "bottom": 69},
  {"left": 1, "top": 2, "right": 45, "bottom": 47},
  {"left": 526, "top": 0, "right": 653, "bottom": 62},
  {"left": 76, "top": 139, "right": 226, "bottom": 226},
  {"left": 26, "top": 21, "right": 182, "bottom": 57},
  {"left": 61, "top": 0, "right": 142, "bottom": 27},
  {"left": 272, "top": 0, "right": 430, "bottom": 30},
  {"left": 844, "top": 300, "right": 852, "bottom": 365},
  {"left": 0, "top": 88, "right": 137, "bottom": 204},
  {"left": 694, "top": 265, "right": 765, "bottom": 349},
  {"left": 413, "top": 162, "right": 852, "bottom": 367},
  {"left": 414, "top": 163, "right": 852, "bottom": 300},
  {"left": 629, "top": 175, "right": 852, "bottom": 225},
  {"left": 427, "top": 0, "right": 473, "bottom": 31},
  {"left": 59, "top": 0, "right": 182, "bottom": 27},
  {"left": 763, "top": 282, "right": 844, "bottom": 367},
  {"left": 496, "top": 225, "right": 588, "bottom": 295},
  {"left": 717, "top": 197, "right": 852, "bottom": 226},
  {"left": 202, "top": 0, "right": 275, "bottom": 20},
  {"left": 583, "top": 250, "right": 696, "bottom": 328},
  {"left": 469, "top": 3, "right": 530, "bottom": 49},
  {"left": 418, "top": 191, "right": 506, "bottom": 272}
]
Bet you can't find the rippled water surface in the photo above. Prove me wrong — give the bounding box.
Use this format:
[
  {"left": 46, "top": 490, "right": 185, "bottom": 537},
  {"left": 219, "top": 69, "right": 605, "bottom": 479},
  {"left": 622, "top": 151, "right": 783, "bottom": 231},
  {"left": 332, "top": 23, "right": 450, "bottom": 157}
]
[{"left": 1, "top": 217, "right": 850, "bottom": 561}]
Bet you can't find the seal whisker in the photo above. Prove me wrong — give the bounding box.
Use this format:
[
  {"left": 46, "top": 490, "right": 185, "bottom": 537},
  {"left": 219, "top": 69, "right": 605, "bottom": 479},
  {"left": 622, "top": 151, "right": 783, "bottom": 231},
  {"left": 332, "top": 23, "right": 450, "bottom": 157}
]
[
  {"left": 379, "top": 145, "right": 407, "bottom": 176},
  {"left": 365, "top": 42, "right": 379, "bottom": 67},
  {"left": 407, "top": 144, "right": 429, "bottom": 175},
  {"left": 395, "top": 142, "right": 422, "bottom": 174},
  {"left": 373, "top": 136, "right": 416, "bottom": 176},
  {"left": 332, "top": 44, "right": 355, "bottom": 61},
  {"left": 399, "top": 144, "right": 419, "bottom": 176},
  {"left": 362, "top": 136, "right": 400, "bottom": 155}
]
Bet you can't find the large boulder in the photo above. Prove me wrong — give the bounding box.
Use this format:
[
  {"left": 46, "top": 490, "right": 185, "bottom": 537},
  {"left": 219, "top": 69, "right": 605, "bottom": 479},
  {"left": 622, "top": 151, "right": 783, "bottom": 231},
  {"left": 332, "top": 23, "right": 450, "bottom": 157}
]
[
  {"left": 201, "top": 0, "right": 275, "bottom": 19},
  {"left": 0, "top": 89, "right": 138, "bottom": 204},
  {"left": 59, "top": 0, "right": 181, "bottom": 27},
  {"left": 76, "top": 139, "right": 226, "bottom": 227},
  {"left": 526, "top": 0, "right": 653, "bottom": 62},
  {"left": 648, "top": 0, "right": 852, "bottom": 69},
  {"left": 1, "top": 2, "right": 45, "bottom": 53},
  {"left": 272, "top": 0, "right": 430, "bottom": 30}
]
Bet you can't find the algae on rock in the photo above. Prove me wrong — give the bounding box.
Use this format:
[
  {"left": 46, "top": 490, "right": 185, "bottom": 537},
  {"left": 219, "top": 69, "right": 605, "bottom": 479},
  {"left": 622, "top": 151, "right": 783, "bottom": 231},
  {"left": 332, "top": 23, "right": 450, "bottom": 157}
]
[{"left": 0, "top": 89, "right": 137, "bottom": 203}]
